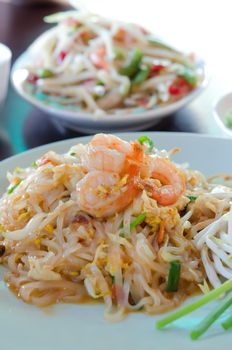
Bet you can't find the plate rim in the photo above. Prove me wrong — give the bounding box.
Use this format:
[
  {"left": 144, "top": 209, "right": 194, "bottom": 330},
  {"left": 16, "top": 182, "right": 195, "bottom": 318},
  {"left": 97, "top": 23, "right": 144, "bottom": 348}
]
[{"left": 1, "top": 131, "right": 230, "bottom": 167}]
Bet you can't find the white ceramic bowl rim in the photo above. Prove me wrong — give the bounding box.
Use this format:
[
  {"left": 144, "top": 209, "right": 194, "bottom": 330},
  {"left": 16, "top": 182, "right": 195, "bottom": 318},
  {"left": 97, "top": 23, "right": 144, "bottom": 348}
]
[
  {"left": 213, "top": 91, "right": 232, "bottom": 137},
  {"left": 0, "top": 43, "right": 12, "bottom": 64}
]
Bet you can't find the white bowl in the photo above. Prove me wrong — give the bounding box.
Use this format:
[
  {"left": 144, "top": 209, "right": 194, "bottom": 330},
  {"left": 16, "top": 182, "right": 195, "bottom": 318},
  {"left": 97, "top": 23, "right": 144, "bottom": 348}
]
[
  {"left": 214, "top": 92, "right": 232, "bottom": 137},
  {"left": 0, "top": 43, "right": 12, "bottom": 107},
  {"left": 11, "top": 30, "right": 208, "bottom": 133}
]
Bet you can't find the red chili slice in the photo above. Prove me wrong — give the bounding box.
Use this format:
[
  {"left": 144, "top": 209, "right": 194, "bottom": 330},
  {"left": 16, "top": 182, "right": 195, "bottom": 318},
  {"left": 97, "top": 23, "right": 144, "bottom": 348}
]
[
  {"left": 57, "top": 50, "right": 67, "bottom": 63},
  {"left": 169, "top": 77, "right": 191, "bottom": 96},
  {"left": 28, "top": 73, "right": 39, "bottom": 84}
]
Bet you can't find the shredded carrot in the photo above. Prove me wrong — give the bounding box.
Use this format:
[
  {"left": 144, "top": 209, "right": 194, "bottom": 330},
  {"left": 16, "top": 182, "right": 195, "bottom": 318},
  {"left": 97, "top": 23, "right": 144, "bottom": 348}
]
[{"left": 158, "top": 219, "right": 166, "bottom": 244}]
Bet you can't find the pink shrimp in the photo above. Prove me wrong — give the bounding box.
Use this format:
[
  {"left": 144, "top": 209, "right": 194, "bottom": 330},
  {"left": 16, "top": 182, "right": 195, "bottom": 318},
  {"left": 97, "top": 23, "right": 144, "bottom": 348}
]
[
  {"left": 77, "top": 163, "right": 140, "bottom": 218},
  {"left": 81, "top": 133, "right": 138, "bottom": 173},
  {"left": 137, "top": 157, "right": 186, "bottom": 206}
]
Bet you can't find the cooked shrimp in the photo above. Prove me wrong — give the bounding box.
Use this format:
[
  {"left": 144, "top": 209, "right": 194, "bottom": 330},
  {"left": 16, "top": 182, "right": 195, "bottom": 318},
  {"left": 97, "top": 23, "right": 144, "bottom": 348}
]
[
  {"left": 81, "top": 133, "right": 138, "bottom": 173},
  {"left": 77, "top": 164, "right": 139, "bottom": 217},
  {"left": 137, "top": 157, "right": 185, "bottom": 206}
]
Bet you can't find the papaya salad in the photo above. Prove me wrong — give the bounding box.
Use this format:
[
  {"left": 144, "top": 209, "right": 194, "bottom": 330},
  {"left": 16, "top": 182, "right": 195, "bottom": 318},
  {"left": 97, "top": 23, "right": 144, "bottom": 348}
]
[
  {"left": 23, "top": 11, "right": 204, "bottom": 116},
  {"left": 0, "top": 134, "right": 232, "bottom": 324}
]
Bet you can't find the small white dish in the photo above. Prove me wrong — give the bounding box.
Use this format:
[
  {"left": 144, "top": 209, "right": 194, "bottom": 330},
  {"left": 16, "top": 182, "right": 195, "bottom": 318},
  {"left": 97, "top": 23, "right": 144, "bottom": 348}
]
[
  {"left": 214, "top": 92, "right": 232, "bottom": 137},
  {"left": 11, "top": 29, "right": 208, "bottom": 133},
  {"left": 0, "top": 43, "right": 12, "bottom": 107}
]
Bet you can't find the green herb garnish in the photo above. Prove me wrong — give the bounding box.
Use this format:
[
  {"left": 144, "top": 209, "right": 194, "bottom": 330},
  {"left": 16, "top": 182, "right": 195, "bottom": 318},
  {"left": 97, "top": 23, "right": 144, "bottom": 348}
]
[
  {"left": 96, "top": 80, "right": 105, "bottom": 86},
  {"left": 138, "top": 135, "right": 154, "bottom": 153},
  {"left": 130, "top": 212, "right": 146, "bottom": 231},
  {"left": 225, "top": 109, "right": 232, "bottom": 129},
  {"left": 191, "top": 295, "right": 232, "bottom": 340},
  {"left": 156, "top": 279, "right": 232, "bottom": 330},
  {"left": 38, "top": 68, "right": 54, "bottom": 79},
  {"left": 166, "top": 261, "right": 181, "bottom": 292},
  {"left": 31, "top": 161, "right": 37, "bottom": 168},
  {"left": 187, "top": 195, "right": 197, "bottom": 202},
  {"left": 222, "top": 314, "right": 232, "bottom": 330},
  {"left": 119, "top": 212, "right": 146, "bottom": 237},
  {"left": 132, "top": 65, "right": 150, "bottom": 85},
  {"left": 7, "top": 181, "right": 21, "bottom": 195},
  {"left": 70, "top": 152, "right": 76, "bottom": 156}
]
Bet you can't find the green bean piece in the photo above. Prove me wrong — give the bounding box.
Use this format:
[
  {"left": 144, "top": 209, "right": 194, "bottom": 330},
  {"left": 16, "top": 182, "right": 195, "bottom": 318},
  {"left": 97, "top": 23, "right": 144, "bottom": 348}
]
[{"left": 119, "top": 48, "right": 143, "bottom": 78}]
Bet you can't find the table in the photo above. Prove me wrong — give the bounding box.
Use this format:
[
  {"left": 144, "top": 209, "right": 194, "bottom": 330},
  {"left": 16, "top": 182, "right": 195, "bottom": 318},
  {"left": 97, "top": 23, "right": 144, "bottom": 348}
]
[{"left": 0, "top": 0, "right": 231, "bottom": 160}]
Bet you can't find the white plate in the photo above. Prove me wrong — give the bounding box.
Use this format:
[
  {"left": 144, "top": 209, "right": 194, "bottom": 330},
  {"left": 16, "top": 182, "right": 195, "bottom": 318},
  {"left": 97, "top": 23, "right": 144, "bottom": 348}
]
[
  {"left": 1, "top": 132, "right": 232, "bottom": 350},
  {"left": 11, "top": 29, "right": 208, "bottom": 133}
]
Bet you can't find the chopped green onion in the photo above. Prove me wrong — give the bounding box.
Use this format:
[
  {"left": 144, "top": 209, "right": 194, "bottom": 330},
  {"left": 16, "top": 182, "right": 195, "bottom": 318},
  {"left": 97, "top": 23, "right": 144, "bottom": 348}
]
[
  {"left": 166, "top": 261, "right": 181, "bottom": 292},
  {"left": 96, "top": 80, "right": 105, "bottom": 86},
  {"left": 119, "top": 48, "right": 143, "bottom": 78},
  {"left": 119, "top": 212, "right": 146, "bottom": 237},
  {"left": 130, "top": 212, "right": 146, "bottom": 231},
  {"left": 111, "top": 275, "right": 115, "bottom": 284},
  {"left": 190, "top": 295, "right": 232, "bottom": 340},
  {"left": 7, "top": 181, "right": 21, "bottom": 195},
  {"left": 225, "top": 109, "right": 232, "bottom": 129},
  {"left": 31, "top": 161, "right": 37, "bottom": 168},
  {"left": 187, "top": 195, "right": 197, "bottom": 202},
  {"left": 70, "top": 152, "right": 76, "bottom": 156},
  {"left": 138, "top": 135, "right": 154, "bottom": 153},
  {"left": 221, "top": 314, "right": 232, "bottom": 330},
  {"left": 156, "top": 279, "right": 232, "bottom": 330},
  {"left": 38, "top": 68, "right": 54, "bottom": 79},
  {"left": 132, "top": 65, "right": 150, "bottom": 85}
]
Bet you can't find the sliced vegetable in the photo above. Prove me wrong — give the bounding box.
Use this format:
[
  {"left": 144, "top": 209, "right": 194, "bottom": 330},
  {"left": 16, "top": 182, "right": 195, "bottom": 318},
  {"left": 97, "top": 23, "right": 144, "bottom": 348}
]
[
  {"left": 138, "top": 135, "right": 154, "bottom": 153},
  {"left": 57, "top": 50, "right": 67, "bottom": 63},
  {"left": 150, "top": 64, "right": 165, "bottom": 76},
  {"left": 38, "top": 68, "right": 54, "bottom": 79},
  {"left": 31, "top": 161, "right": 37, "bottom": 168},
  {"left": 119, "top": 212, "right": 146, "bottom": 237},
  {"left": 169, "top": 77, "right": 191, "bottom": 96},
  {"left": 166, "top": 261, "right": 181, "bottom": 292},
  {"left": 158, "top": 219, "right": 166, "bottom": 244},
  {"left": 225, "top": 109, "right": 232, "bottom": 129},
  {"left": 119, "top": 48, "right": 143, "bottom": 78},
  {"left": 180, "top": 67, "right": 197, "bottom": 86},
  {"left": 187, "top": 195, "right": 197, "bottom": 202},
  {"left": 190, "top": 295, "right": 232, "bottom": 340},
  {"left": 7, "top": 181, "right": 21, "bottom": 195},
  {"left": 130, "top": 212, "right": 146, "bottom": 231},
  {"left": 28, "top": 73, "right": 39, "bottom": 84},
  {"left": 221, "top": 314, "right": 232, "bottom": 330},
  {"left": 156, "top": 279, "right": 232, "bottom": 330},
  {"left": 133, "top": 65, "right": 150, "bottom": 85}
]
